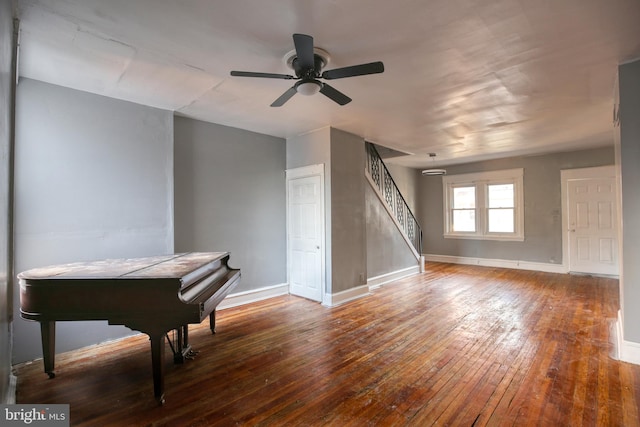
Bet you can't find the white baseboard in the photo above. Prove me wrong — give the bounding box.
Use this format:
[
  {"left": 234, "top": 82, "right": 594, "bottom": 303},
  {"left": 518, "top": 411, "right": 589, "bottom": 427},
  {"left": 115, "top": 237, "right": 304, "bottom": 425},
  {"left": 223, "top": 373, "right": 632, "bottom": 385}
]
[
  {"left": 322, "top": 284, "right": 370, "bottom": 307},
  {"left": 217, "top": 283, "right": 289, "bottom": 310},
  {"left": 367, "top": 265, "right": 421, "bottom": 289},
  {"left": 619, "top": 342, "right": 640, "bottom": 365},
  {"left": 5, "top": 374, "right": 16, "bottom": 404},
  {"left": 424, "top": 254, "right": 567, "bottom": 274},
  {"left": 616, "top": 310, "right": 640, "bottom": 365},
  {"left": 322, "top": 263, "right": 423, "bottom": 307},
  {"left": 217, "top": 266, "right": 420, "bottom": 310}
]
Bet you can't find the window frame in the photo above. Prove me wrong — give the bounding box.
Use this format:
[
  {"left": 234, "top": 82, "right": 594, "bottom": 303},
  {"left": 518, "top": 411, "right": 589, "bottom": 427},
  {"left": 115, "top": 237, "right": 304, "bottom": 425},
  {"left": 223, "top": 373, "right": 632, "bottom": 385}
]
[{"left": 443, "top": 168, "right": 524, "bottom": 241}]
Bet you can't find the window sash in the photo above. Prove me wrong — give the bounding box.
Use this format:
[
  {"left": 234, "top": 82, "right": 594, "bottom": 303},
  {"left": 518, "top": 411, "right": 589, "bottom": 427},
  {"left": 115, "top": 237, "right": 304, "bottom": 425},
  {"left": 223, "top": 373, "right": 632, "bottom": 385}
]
[
  {"left": 486, "top": 182, "right": 515, "bottom": 234},
  {"left": 452, "top": 208, "right": 476, "bottom": 232},
  {"left": 488, "top": 183, "right": 514, "bottom": 208},
  {"left": 487, "top": 207, "right": 514, "bottom": 233}
]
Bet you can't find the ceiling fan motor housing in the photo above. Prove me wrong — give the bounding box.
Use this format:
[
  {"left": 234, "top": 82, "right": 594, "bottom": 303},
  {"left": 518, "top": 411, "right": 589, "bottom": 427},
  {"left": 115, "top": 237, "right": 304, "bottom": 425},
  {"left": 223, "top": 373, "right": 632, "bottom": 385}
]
[{"left": 286, "top": 48, "right": 330, "bottom": 78}]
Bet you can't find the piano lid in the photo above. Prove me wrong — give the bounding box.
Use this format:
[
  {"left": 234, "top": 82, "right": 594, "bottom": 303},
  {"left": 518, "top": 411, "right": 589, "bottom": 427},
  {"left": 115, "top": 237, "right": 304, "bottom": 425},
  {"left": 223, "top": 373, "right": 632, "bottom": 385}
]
[{"left": 17, "top": 252, "right": 230, "bottom": 281}]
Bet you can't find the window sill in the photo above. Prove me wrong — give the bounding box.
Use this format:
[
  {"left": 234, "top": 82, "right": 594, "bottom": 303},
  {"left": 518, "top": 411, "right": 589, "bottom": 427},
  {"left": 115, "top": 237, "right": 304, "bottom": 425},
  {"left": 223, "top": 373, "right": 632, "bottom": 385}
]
[{"left": 444, "top": 234, "right": 525, "bottom": 242}]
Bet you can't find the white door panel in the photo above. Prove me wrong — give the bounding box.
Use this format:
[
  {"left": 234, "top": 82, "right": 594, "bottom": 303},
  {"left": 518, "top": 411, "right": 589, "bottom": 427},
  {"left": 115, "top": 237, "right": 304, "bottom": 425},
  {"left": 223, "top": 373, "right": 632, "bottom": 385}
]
[
  {"left": 566, "top": 172, "right": 618, "bottom": 276},
  {"left": 287, "top": 166, "right": 324, "bottom": 302}
]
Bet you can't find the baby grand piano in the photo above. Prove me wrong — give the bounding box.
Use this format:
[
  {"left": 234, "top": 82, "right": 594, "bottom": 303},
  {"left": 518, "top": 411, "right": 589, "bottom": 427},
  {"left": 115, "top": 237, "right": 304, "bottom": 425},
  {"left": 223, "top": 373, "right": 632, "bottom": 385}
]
[{"left": 19, "top": 252, "right": 240, "bottom": 404}]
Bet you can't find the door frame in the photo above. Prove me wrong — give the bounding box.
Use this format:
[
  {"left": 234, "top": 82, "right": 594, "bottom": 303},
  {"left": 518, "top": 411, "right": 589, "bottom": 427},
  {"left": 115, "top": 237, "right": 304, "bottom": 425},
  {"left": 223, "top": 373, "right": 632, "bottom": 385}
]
[
  {"left": 285, "top": 164, "right": 326, "bottom": 303},
  {"left": 560, "top": 165, "right": 618, "bottom": 275}
]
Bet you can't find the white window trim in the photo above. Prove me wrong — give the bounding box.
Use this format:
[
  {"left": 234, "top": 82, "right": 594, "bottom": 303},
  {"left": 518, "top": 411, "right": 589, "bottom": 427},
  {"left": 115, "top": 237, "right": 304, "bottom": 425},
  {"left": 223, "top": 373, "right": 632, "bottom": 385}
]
[{"left": 443, "top": 168, "right": 524, "bottom": 241}]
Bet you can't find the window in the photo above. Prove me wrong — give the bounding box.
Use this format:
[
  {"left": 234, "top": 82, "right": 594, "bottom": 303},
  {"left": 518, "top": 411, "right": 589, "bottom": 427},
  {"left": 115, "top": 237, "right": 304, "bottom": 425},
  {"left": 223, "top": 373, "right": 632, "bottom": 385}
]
[{"left": 443, "top": 169, "right": 524, "bottom": 241}]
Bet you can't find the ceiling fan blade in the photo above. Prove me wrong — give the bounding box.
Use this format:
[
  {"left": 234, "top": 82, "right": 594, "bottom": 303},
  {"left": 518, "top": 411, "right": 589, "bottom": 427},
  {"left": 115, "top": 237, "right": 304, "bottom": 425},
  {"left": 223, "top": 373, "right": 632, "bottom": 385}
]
[
  {"left": 293, "top": 33, "right": 315, "bottom": 70},
  {"left": 270, "top": 86, "right": 298, "bottom": 107},
  {"left": 319, "top": 83, "right": 352, "bottom": 105},
  {"left": 321, "top": 61, "right": 385, "bottom": 80},
  {"left": 230, "top": 71, "right": 295, "bottom": 79}
]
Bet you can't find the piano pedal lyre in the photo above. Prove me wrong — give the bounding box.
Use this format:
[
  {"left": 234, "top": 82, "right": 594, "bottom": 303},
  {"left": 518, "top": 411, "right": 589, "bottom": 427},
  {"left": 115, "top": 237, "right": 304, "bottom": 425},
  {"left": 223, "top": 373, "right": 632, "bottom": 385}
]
[{"left": 166, "top": 326, "right": 199, "bottom": 364}]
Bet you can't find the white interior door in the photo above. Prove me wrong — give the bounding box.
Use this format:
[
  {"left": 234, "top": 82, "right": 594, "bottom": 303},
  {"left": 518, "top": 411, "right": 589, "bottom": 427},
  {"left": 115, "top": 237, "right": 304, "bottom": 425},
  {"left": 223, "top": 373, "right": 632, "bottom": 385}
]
[
  {"left": 564, "top": 167, "right": 618, "bottom": 276},
  {"left": 286, "top": 165, "right": 324, "bottom": 302}
]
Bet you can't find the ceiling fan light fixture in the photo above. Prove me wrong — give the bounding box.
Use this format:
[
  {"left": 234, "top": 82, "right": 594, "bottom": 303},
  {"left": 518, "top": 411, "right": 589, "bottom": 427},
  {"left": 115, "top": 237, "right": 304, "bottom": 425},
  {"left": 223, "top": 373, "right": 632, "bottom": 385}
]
[{"left": 296, "top": 80, "right": 322, "bottom": 96}]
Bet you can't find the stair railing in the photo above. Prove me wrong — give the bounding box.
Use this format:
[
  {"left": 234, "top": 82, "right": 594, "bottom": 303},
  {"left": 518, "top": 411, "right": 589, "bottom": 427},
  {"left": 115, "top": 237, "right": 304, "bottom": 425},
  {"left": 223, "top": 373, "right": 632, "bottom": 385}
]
[{"left": 365, "top": 142, "right": 423, "bottom": 255}]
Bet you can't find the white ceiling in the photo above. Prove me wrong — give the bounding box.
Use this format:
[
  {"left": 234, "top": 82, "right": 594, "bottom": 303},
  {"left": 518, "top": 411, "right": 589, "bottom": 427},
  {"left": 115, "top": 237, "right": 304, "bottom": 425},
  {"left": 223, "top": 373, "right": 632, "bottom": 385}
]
[{"left": 15, "top": 0, "right": 640, "bottom": 168}]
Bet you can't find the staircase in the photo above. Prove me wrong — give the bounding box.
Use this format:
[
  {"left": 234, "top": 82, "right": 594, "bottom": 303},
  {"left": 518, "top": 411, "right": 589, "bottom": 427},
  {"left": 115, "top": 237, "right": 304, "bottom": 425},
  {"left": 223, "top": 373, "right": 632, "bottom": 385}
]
[{"left": 365, "top": 142, "right": 423, "bottom": 258}]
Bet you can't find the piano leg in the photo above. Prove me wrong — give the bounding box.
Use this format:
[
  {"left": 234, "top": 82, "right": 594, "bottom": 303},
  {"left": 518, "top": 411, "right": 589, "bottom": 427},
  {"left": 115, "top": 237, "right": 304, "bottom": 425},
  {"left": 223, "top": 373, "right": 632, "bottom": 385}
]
[
  {"left": 210, "top": 310, "right": 216, "bottom": 334},
  {"left": 40, "top": 321, "right": 56, "bottom": 379},
  {"left": 149, "top": 334, "right": 165, "bottom": 405}
]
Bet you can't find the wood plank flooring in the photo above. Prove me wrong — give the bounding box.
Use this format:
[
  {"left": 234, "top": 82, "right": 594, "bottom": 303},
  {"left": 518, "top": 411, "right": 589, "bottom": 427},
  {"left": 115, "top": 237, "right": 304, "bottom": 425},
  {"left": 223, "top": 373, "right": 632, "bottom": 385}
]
[{"left": 14, "top": 263, "right": 640, "bottom": 426}]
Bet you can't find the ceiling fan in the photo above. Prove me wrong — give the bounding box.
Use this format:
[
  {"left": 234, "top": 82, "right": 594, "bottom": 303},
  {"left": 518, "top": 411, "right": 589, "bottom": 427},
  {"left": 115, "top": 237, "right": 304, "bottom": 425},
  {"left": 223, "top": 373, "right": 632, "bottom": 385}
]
[{"left": 230, "top": 33, "right": 384, "bottom": 107}]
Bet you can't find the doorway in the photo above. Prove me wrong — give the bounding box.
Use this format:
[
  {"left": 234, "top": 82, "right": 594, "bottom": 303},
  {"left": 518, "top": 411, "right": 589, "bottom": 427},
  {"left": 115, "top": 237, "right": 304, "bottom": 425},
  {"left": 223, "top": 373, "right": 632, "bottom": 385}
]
[
  {"left": 561, "top": 166, "right": 618, "bottom": 276},
  {"left": 286, "top": 164, "right": 325, "bottom": 302}
]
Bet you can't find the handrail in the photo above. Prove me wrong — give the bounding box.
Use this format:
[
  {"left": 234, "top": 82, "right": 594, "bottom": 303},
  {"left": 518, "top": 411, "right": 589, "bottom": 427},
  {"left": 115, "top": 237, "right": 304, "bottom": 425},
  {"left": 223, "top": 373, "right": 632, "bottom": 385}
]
[{"left": 365, "top": 142, "right": 423, "bottom": 255}]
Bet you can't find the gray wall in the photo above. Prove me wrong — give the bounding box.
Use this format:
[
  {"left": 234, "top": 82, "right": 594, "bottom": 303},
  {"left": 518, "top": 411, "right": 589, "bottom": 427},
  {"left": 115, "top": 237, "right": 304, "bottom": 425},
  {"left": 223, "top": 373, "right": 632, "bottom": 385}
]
[
  {"left": 385, "top": 163, "right": 419, "bottom": 214},
  {"left": 0, "top": 0, "right": 15, "bottom": 403},
  {"left": 330, "top": 128, "right": 367, "bottom": 293},
  {"left": 286, "top": 127, "right": 331, "bottom": 171},
  {"left": 418, "top": 146, "right": 614, "bottom": 263},
  {"left": 173, "top": 116, "right": 286, "bottom": 293},
  {"left": 374, "top": 161, "right": 421, "bottom": 276},
  {"left": 365, "top": 184, "right": 417, "bottom": 277},
  {"left": 13, "top": 79, "right": 174, "bottom": 363},
  {"left": 618, "top": 59, "right": 640, "bottom": 343}
]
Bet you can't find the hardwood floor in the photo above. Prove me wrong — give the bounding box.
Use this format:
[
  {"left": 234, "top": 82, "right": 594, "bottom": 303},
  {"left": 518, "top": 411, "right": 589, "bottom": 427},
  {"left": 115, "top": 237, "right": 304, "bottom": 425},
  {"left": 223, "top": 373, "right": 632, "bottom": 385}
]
[{"left": 14, "top": 263, "right": 640, "bottom": 426}]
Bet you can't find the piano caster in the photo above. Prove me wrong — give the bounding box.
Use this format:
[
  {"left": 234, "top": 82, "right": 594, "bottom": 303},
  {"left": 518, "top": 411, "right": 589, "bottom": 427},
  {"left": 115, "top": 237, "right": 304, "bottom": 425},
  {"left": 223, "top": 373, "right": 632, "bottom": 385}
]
[
  {"left": 46, "top": 372, "right": 55, "bottom": 379},
  {"left": 156, "top": 395, "right": 165, "bottom": 406}
]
